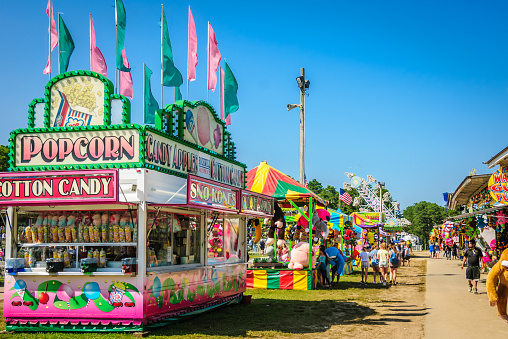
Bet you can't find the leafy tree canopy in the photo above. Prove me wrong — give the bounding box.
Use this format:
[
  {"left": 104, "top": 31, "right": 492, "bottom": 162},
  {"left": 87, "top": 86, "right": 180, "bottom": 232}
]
[
  {"left": 402, "top": 201, "right": 461, "bottom": 246},
  {"left": 0, "top": 145, "right": 8, "bottom": 171}
]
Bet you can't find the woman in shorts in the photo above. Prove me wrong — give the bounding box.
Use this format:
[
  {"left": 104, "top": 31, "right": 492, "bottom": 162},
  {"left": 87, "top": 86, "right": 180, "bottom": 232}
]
[
  {"left": 377, "top": 243, "right": 390, "bottom": 286},
  {"left": 370, "top": 244, "right": 380, "bottom": 283},
  {"left": 389, "top": 245, "right": 401, "bottom": 285}
]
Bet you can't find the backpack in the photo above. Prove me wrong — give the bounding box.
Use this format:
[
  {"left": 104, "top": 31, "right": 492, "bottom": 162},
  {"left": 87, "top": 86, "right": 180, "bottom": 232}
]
[{"left": 390, "top": 251, "right": 399, "bottom": 265}]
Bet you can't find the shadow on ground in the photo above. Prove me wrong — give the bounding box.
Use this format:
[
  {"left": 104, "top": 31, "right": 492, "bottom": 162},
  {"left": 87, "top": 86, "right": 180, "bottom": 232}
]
[{"left": 149, "top": 298, "right": 376, "bottom": 337}]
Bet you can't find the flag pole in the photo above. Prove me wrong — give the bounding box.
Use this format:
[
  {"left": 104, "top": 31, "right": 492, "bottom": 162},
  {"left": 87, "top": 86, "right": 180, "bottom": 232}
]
[
  {"left": 186, "top": 5, "right": 190, "bottom": 100},
  {"left": 143, "top": 63, "right": 146, "bottom": 125},
  {"left": 89, "top": 14, "right": 92, "bottom": 72},
  {"left": 48, "top": 0, "right": 52, "bottom": 79},
  {"left": 206, "top": 21, "right": 209, "bottom": 102},
  {"left": 160, "top": 4, "right": 164, "bottom": 109},
  {"left": 115, "top": 0, "right": 118, "bottom": 95},
  {"left": 58, "top": 12, "right": 61, "bottom": 75}
]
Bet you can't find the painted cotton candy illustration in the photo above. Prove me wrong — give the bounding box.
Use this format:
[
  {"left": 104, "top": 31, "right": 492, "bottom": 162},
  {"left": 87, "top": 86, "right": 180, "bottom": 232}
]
[{"left": 197, "top": 107, "right": 210, "bottom": 146}]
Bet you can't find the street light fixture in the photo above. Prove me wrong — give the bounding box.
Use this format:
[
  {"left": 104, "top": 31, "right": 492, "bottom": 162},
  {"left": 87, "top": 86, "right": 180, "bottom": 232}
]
[{"left": 287, "top": 68, "right": 309, "bottom": 185}]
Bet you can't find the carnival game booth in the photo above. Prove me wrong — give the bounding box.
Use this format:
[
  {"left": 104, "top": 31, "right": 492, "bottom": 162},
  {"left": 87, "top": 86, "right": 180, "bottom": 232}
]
[
  {"left": 446, "top": 155, "right": 508, "bottom": 258},
  {"left": 245, "top": 161, "right": 331, "bottom": 290},
  {"left": 2, "top": 71, "right": 275, "bottom": 332}
]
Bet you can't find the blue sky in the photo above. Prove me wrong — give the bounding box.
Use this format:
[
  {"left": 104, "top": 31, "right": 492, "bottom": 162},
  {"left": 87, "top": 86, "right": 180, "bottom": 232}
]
[{"left": 1, "top": 1, "right": 508, "bottom": 210}]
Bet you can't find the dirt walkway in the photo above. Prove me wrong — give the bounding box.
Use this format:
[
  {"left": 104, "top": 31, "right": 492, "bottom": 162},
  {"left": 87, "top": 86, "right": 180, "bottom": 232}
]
[
  {"left": 319, "top": 252, "right": 428, "bottom": 338},
  {"left": 425, "top": 253, "right": 508, "bottom": 338}
]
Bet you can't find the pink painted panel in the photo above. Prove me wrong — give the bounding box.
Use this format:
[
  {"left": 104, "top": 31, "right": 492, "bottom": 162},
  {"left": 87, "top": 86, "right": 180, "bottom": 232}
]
[{"left": 144, "top": 264, "right": 246, "bottom": 320}]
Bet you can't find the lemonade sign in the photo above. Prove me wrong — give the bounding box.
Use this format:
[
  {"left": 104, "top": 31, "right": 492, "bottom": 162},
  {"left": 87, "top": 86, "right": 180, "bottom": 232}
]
[{"left": 488, "top": 168, "right": 508, "bottom": 204}]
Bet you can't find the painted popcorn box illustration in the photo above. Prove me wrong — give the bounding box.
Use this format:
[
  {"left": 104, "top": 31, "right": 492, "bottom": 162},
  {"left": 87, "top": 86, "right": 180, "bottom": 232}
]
[
  {"left": 54, "top": 91, "right": 93, "bottom": 127},
  {"left": 108, "top": 282, "right": 126, "bottom": 307}
]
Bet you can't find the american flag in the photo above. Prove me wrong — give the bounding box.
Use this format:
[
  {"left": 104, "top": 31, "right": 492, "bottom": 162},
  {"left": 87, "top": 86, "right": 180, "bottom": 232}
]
[{"left": 339, "top": 188, "right": 352, "bottom": 205}]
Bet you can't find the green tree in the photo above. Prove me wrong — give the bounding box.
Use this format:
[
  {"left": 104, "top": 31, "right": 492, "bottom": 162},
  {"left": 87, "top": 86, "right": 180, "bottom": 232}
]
[{"left": 0, "top": 145, "right": 9, "bottom": 171}]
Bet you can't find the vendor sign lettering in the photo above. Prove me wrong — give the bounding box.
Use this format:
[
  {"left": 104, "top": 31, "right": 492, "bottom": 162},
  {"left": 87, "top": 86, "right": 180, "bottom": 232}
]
[
  {"left": 210, "top": 158, "right": 244, "bottom": 188},
  {"left": 240, "top": 191, "right": 274, "bottom": 216},
  {"left": 15, "top": 129, "right": 139, "bottom": 167},
  {"left": 145, "top": 132, "right": 244, "bottom": 188},
  {"left": 488, "top": 169, "right": 508, "bottom": 205},
  {"left": 0, "top": 170, "right": 118, "bottom": 205},
  {"left": 188, "top": 176, "right": 239, "bottom": 212}
]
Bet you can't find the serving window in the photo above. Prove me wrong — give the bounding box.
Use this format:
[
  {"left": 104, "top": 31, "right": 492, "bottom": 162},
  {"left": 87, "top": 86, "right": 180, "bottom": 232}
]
[
  {"left": 207, "top": 213, "right": 244, "bottom": 265},
  {"left": 146, "top": 210, "right": 201, "bottom": 269}
]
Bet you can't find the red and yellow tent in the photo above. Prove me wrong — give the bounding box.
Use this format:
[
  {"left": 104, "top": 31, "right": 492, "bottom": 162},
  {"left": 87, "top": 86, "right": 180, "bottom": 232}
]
[{"left": 246, "top": 161, "right": 325, "bottom": 205}]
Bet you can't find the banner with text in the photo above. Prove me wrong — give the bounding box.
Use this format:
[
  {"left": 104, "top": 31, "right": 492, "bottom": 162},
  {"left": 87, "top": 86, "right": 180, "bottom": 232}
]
[
  {"left": 0, "top": 170, "right": 118, "bottom": 205},
  {"left": 187, "top": 175, "right": 239, "bottom": 212}
]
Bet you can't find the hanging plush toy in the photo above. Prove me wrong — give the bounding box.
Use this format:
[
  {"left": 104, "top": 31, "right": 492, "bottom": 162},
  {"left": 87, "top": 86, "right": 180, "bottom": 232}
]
[
  {"left": 266, "top": 201, "right": 286, "bottom": 246},
  {"left": 486, "top": 248, "right": 508, "bottom": 323},
  {"left": 497, "top": 211, "right": 507, "bottom": 233},
  {"left": 313, "top": 208, "right": 330, "bottom": 242}
]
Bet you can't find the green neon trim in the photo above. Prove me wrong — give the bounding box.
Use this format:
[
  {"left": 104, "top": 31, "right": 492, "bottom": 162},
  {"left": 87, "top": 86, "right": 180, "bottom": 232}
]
[{"left": 42, "top": 71, "right": 114, "bottom": 128}]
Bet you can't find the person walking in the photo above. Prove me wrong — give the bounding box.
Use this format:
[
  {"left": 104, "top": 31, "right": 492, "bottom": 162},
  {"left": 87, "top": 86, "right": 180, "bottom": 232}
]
[
  {"left": 377, "top": 242, "right": 390, "bottom": 286},
  {"left": 359, "top": 247, "right": 370, "bottom": 284},
  {"left": 316, "top": 247, "right": 330, "bottom": 287},
  {"left": 461, "top": 239, "right": 483, "bottom": 294},
  {"left": 370, "top": 244, "right": 381, "bottom": 283},
  {"left": 429, "top": 241, "right": 435, "bottom": 259},
  {"left": 452, "top": 243, "right": 458, "bottom": 260},
  {"left": 389, "top": 245, "right": 401, "bottom": 285},
  {"left": 445, "top": 244, "right": 452, "bottom": 260},
  {"left": 435, "top": 242, "right": 441, "bottom": 259},
  {"left": 401, "top": 244, "right": 409, "bottom": 267}
]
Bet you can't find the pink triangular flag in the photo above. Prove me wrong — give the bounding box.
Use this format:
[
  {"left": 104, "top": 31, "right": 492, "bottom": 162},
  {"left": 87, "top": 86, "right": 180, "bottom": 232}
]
[
  {"left": 43, "top": 0, "right": 58, "bottom": 74},
  {"left": 90, "top": 15, "right": 107, "bottom": 77},
  {"left": 207, "top": 22, "right": 221, "bottom": 91},
  {"left": 120, "top": 48, "right": 133, "bottom": 99},
  {"left": 187, "top": 6, "right": 198, "bottom": 82}
]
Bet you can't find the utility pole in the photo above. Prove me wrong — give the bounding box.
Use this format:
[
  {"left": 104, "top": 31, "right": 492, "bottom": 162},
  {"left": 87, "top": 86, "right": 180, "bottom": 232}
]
[
  {"left": 299, "top": 68, "right": 306, "bottom": 185},
  {"left": 288, "top": 68, "right": 309, "bottom": 185}
]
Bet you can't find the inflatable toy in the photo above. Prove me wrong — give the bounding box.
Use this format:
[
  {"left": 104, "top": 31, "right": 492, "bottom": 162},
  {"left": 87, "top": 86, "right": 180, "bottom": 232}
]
[
  {"left": 288, "top": 242, "right": 316, "bottom": 270},
  {"left": 486, "top": 249, "right": 508, "bottom": 323}
]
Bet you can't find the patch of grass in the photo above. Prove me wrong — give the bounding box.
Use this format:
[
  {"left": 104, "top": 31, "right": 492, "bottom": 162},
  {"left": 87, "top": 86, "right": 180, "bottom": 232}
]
[{"left": 0, "top": 269, "right": 407, "bottom": 338}]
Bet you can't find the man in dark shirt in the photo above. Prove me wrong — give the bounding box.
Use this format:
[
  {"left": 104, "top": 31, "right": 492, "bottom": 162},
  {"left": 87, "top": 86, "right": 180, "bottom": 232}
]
[{"left": 461, "top": 239, "right": 483, "bottom": 294}]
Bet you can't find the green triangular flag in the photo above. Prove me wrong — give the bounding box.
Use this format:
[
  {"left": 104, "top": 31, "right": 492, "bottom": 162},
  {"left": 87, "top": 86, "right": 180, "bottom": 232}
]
[
  {"left": 116, "top": 0, "right": 130, "bottom": 72},
  {"left": 175, "top": 86, "right": 182, "bottom": 101},
  {"left": 144, "top": 64, "right": 159, "bottom": 124},
  {"left": 162, "top": 9, "right": 183, "bottom": 87},
  {"left": 58, "top": 16, "right": 75, "bottom": 74},
  {"left": 224, "top": 61, "right": 239, "bottom": 119}
]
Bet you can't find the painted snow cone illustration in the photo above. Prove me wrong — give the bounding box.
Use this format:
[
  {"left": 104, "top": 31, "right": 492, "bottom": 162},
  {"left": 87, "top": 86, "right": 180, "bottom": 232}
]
[
  {"left": 185, "top": 109, "right": 199, "bottom": 144},
  {"left": 14, "top": 280, "right": 26, "bottom": 298}
]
